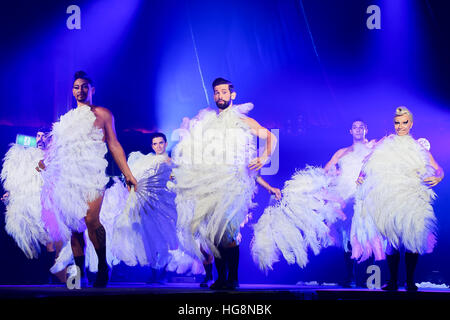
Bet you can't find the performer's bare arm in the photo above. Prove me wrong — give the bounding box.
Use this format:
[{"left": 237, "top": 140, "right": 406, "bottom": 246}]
[
  {"left": 424, "top": 152, "right": 444, "bottom": 187},
  {"left": 94, "top": 107, "right": 138, "bottom": 191},
  {"left": 256, "top": 176, "right": 282, "bottom": 200},
  {"left": 243, "top": 117, "right": 277, "bottom": 171},
  {"left": 1, "top": 192, "right": 8, "bottom": 201},
  {"left": 324, "top": 148, "right": 347, "bottom": 173}
]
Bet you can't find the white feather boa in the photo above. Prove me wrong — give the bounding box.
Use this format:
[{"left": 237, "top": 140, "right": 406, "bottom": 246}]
[
  {"left": 351, "top": 134, "right": 437, "bottom": 261},
  {"left": 172, "top": 103, "right": 258, "bottom": 259},
  {"left": 1, "top": 144, "right": 49, "bottom": 258},
  {"left": 41, "top": 105, "right": 109, "bottom": 242},
  {"left": 251, "top": 166, "right": 343, "bottom": 272}
]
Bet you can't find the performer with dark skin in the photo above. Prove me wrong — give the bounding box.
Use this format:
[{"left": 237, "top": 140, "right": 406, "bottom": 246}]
[{"left": 40, "top": 72, "right": 138, "bottom": 287}]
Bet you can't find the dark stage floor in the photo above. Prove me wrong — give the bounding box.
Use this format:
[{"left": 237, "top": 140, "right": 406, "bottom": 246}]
[
  {"left": 1, "top": 282, "right": 449, "bottom": 300},
  {"left": 1, "top": 283, "right": 448, "bottom": 317}
]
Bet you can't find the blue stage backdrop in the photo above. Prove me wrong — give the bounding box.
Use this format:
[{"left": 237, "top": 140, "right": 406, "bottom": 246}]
[{"left": 0, "top": 0, "right": 449, "bottom": 285}]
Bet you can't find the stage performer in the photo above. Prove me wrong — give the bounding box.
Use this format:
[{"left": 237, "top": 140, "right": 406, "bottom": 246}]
[
  {"left": 110, "top": 132, "right": 178, "bottom": 277},
  {"left": 251, "top": 127, "right": 377, "bottom": 274},
  {"left": 351, "top": 106, "right": 444, "bottom": 292},
  {"left": 1, "top": 127, "right": 69, "bottom": 283},
  {"left": 324, "top": 120, "right": 376, "bottom": 287},
  {"left": 40, "top": 71, "right": 137, "bottom": 288},
  {"left": 172, "top": 77, "right": 277, "bottom": 290}
]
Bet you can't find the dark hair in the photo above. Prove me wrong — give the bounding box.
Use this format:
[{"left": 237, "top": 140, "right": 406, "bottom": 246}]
[
  {"left": 73, "top": 70, "right": 93, "bottom": 85},
  {"left": 37, "top": 126, "right": 51, "bottom": 135},
  {"left": 151, "top": 132, "right": 167, "bottom": 143},
  {"left": 351, "top": 119, "right": 367, "bottom": 129},
  {"left": 212, "top": 77, "right": 234, "bottom": 92}
]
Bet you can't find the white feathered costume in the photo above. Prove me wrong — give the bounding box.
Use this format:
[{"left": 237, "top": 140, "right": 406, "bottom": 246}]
[
  {"left": 110, "top": 152, "right": 178, "bottom": 268},
  {"left": 52, "top": 152, "right": 181, "bottom": 272},
  {"left": 327, "top": 143, "right": 373, "bottom": 252},
  {"left": 50, "top": 177, "right": 124, "bottom": 274},
  {"left": 41, "top": 105, "right": 109, "bottom": 242},
  {"left": 251, "top": 166, "right": 343, "bottom": 272},
  {"left": 1, "top": 144, "right": 49, "bottom": 258},
  {"left": 351, "top": 134, "right": 437, "bottom": 262},
  {"left": 172, "top": 103, "right": 258, "bottom": 259}
]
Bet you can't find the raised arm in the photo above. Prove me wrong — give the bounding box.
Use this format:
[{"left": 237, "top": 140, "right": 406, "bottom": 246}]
[
  {"left": 244, "top": 117, "right": 278, "bottom": 171},
  {"left": 100, "top": 108, "right": 138, "bottom": 191}
]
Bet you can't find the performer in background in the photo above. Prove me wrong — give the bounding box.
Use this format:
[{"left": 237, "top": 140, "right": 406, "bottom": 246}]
[
  {"left": 251, "top": 125, "right": 374, "bottom": 273},
  {"left": 110, "top": 131, "right": 178, "bottom": 283},
  {"left": 1, "top": 127, "right": 65, "bottom": 283},
  {"left": 40, "top": 71, "right": 137, "bottom": 288},
  {"left": 172, "top": 77, "right": 277, "bottom": 290},
  {"left": 324, "top": 120, "right": 376, "bottom": 287},
  {"left": 352, "top": 106, "right": 444, "bottom": 292}
]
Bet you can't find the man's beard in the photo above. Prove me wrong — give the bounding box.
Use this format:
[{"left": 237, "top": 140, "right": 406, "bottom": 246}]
[{"left": 216, "top": 99, "right": 231, "bottom": 110}]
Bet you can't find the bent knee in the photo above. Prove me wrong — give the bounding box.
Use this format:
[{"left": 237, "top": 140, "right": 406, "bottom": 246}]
[{"left": 84, "top": 215, "right": 101, "bottom": 230}]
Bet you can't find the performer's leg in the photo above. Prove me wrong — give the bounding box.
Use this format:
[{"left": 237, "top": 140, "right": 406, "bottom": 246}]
[
  {"left": 405, "top": 251, "right": 419, "bottom": 292},
  {"left": 84, "top": 195, "right": 109, "bottom": 288},
  {"left": 210, "top": 228, "right": 239, "bottom": 290},
  {"left": 71, "top": 232, "right": 86, "bottom": 278},
  {"left": 200, "top": 246, "right": 213, "bottom": 288},
  {"left": 45, "top": 242, "right": 57, "bottom": 284},
  {"left": 226, "top": 243, "right": 240, "bottom": 289},
  {"left": 381, "top": 246, "right": 400, "bottom": 291},
  {"left": 210, "top": 246, "right": 227, "bottom": 290},
  {"left": 343, "top": 242, "right": 355, "bottom": 288}
]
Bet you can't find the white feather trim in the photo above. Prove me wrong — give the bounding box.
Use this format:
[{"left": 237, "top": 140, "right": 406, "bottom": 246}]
[
  {"left": 172, "top": 103, "right": 258, "bottom": 258},
  {"left": 41, "top": 105, "right": 109, "bottom": 242},
  {"left": 1, "top": 144, "right": 48, "bottom": 258},
  {"left": 251, "top": 166, "right": 343, "bottom": 272},
  {"left": 166, "top": 248, "right": 205, "bottom": 275}
]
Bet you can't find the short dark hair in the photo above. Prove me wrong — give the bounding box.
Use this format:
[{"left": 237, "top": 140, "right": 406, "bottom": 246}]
[
  {"left": 73, "top": 70, "right": 93, "bottom": 85},
  {"left": 37, "top": 127, "right": 51, "bottom": 135},
  {"left": 351, "top": 119, "right": 367, "bottom": 129},
  {"left": 151, "top": 132, "right": 167, "bottom": 143},
  {"left": 212, "top": 77, "right": 234, "bottom": 92}
]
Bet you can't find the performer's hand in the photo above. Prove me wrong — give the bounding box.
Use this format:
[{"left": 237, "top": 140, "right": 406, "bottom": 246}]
[
  {"left": 1, "top": 192, "right": 9, "bottom": 202},
  {"left": 126, "top": 174, "right": 138, "bottom": 192},
  {"left": 36, "top": 159, "right": 46, "bottom": 172},
  {"left": 356, "top": 175, "right": 364, "bottom": 185},
  {"left": 338, "top": 209, "right": 347, "bottom": 221},
  {"left": 424, "top": 176, "right": 443, "bottom": 187},
  {"left": 269, "top": 187, "right": 282, "bottom": 200},
  {"left": 248, "top": 156, "right": 267, "bottom": 171}
]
